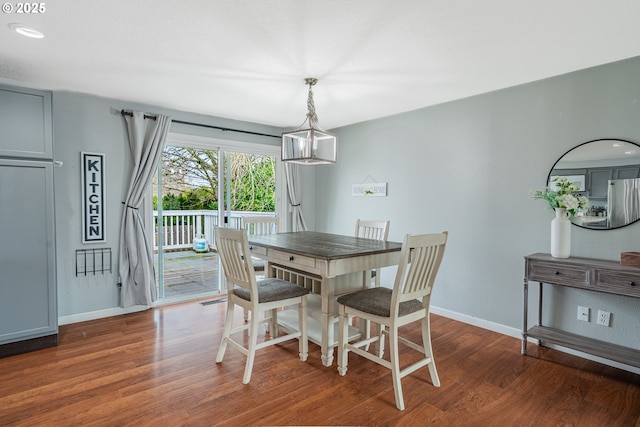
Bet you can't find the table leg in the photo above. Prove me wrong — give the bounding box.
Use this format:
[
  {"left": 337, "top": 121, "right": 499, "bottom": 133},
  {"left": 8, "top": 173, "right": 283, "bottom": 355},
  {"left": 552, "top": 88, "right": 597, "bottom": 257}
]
[{"left": 320, "top": 276, "right": 336, "bottom": 367}]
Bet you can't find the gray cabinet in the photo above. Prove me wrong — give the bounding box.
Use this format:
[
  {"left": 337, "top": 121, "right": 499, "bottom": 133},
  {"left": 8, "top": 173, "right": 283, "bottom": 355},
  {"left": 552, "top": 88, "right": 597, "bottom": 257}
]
[
  {"left": 0, "top": 86, "right": 53, "bottom": 159},
  {"left": 0, "top": 85, "right": 57, "bottom": 357},
  {"left": 554, "top": 166, "right": 640, "bottom": 200},
  {"left": 614, "top": 165, "right": 640, "bottom": 180},
  {"left": 587, "top": 168, "right": 613, "bottom": 199}
]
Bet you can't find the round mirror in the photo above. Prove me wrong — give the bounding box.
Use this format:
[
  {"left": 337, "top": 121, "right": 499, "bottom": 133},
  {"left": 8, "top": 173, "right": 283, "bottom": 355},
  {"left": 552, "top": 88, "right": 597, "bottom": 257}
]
[{"left": 548, "top": 138, "right": 640, "bottom": 230}]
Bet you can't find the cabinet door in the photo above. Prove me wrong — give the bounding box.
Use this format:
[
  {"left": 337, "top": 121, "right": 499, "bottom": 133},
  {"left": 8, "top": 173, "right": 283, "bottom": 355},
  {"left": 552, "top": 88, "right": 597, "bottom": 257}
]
[
  {"left": 587, "top": 168, "right": 613, "bottom": 199},
  {"left": 614, "top": 166, "right": 640, "bottom": 180},
  {"left": 0, "top": 159, "right": 57, "bottom": 345},
  {"left": 0, "top": 85, "right": 53, "bottom": 159}
]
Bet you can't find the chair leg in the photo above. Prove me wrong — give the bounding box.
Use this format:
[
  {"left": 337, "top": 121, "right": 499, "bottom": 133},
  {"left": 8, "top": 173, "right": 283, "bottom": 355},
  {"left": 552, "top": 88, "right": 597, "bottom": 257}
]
[
  {"left": 422, "top": 316, "right": 440, "bottom": 387},
  {"left": 268, "top": 308, "right": 279, "bottom": 338},
  {"left": 389, "top": 326, "right": 405, "bottom": 411},
  {"left": 337, "top": 305, "right": 349, "bottom": 376},
  {"left": 242, "top": 308, "right": 260, "bottom": 384},
  {"left": 362, "top": 316, "right": 372, "bottom": 351},
  {"left": 377, "top": 324, "right": 385, "bottom": 358},
  {"left": 216, "top": 299, "right": 235, "bottom": 363},
  {"left": 298, "top": 296, "right": 308, "bottom": 362}
]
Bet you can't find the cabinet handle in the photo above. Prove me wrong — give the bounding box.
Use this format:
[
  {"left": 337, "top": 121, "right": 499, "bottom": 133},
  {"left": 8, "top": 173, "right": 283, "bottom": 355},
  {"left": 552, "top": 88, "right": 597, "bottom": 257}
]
[{"left": 289, "top": 256, "right": 294, "bottom": 261}]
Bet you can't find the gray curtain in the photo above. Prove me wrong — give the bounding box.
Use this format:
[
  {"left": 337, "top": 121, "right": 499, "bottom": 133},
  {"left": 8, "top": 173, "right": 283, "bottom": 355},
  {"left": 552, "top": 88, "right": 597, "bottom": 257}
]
[
  {"left": 119, "top": 111, "right": 172, "bottom": 307},
  {"left": 284, "top": 163, "right": 307, "bottom": 231}
]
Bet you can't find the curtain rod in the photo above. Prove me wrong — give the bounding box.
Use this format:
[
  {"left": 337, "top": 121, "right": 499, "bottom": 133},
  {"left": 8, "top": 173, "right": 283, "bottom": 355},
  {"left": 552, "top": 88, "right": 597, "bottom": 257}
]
[{"left": 120, "top": 110, "right": 280, "bottom": 139}]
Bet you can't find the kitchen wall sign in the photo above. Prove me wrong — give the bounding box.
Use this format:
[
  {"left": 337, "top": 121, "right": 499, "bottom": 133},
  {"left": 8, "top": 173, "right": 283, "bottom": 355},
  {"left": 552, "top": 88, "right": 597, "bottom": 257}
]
[{"left": 81, "top": 152, "right": 106, "bottom": 243}]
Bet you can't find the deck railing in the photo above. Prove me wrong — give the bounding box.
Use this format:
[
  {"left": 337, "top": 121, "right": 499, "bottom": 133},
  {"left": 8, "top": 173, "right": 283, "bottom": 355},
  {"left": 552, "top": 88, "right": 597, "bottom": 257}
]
[{"left": 153, "top": 210, "right": 275, "bottom": 251}]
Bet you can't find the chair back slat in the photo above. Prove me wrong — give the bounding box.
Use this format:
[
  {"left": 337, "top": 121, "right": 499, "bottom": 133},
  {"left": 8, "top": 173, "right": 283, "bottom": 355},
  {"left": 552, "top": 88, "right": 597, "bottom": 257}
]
[
  {"left": 215, "top": 227, "right": 256, "bottom": 293},
  {"left": 243, "top": 216, "right": 279, "bottom": 236},
  {"left": 355, "top": 219, "right": 390, "bottom": 241},
  {"left": 394, "top": 232, "right": 448, "bottom": 305}
]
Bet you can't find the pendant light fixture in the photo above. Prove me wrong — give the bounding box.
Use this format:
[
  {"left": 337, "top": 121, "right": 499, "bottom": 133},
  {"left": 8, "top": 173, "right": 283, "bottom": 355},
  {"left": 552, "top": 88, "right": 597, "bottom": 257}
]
[{"left": 281, "top": 78, "right": 337, "bottom": 165}]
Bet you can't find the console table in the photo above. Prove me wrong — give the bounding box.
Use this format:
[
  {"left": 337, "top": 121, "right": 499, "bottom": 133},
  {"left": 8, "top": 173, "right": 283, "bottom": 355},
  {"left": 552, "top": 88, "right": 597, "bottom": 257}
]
[{"left": 522, "top": 253, "right": 640, "bottom": 368}]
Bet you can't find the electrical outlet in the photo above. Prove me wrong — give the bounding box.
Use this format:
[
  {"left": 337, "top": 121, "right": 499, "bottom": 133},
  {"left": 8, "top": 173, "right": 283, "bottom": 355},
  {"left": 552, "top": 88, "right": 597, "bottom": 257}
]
[
  {"left": 597, "top": 310, "right": 611, "bottom": 327},
  {"left": 577, "top": 306, "right": 590, "bottom": 322}
]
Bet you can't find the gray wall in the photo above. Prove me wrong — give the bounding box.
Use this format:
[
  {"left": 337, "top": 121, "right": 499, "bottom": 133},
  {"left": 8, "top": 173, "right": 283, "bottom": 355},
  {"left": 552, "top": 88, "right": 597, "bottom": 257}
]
[{"left": 315, "top": 57, "right": 640, "bottom": 350}]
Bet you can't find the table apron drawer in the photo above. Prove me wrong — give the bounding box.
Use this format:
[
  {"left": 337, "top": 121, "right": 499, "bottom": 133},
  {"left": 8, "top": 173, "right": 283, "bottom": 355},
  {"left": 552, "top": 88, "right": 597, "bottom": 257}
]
[
  {"left": 269, "top": 249, "right": 316, "bottom": 268},
  {"left": 527, "top": 262, "right": 590, "bottom": 287},
  {"left": 248, "top": 245, "right": 267, "bottom": 256},
  {"left": 595, "top": 271, "right": 640, "bottom": 297}
]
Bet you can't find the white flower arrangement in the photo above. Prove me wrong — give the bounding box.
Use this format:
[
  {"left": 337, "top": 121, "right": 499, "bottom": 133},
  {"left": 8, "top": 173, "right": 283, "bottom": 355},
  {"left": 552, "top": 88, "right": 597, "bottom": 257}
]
[{"left": 531, "top": 176, "right": 590, "bottom": 216}]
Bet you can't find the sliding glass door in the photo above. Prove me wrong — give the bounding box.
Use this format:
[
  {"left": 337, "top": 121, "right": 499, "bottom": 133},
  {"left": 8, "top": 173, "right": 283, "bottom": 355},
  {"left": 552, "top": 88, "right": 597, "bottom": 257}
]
[{"left": 152, "top": 133, "right": 282, "bottom": 302}]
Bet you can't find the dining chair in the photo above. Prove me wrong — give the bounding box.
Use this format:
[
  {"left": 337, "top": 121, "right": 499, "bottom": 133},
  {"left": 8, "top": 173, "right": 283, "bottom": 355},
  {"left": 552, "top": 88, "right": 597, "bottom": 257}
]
[
  {"left": 242, "top": 216, "right": 279, "bottom": 321},
  {"left": 337, "top": 231, "right": 448, "bottom": 410},
  {"left": 354, "top": 219, "right": 390, "bottom": 287},
  {"left": 243, "top": 215, "right": 279, "bottom": 275},
  {"left": 214, "top": 226, "right": 309, "bottom": 384},
  {"left": 354, "top": 219, "right": 391, "bottom": 347}
]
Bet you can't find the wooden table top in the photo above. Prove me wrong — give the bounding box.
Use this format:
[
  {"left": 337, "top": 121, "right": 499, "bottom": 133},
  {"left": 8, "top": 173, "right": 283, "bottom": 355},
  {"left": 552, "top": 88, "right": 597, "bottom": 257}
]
[{"left": 248, "top": 231, "right": 402, "bottom": 260}]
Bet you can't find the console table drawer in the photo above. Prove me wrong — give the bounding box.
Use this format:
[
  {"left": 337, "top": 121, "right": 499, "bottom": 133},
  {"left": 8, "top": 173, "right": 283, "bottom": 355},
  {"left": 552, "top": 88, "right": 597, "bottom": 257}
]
[
  {"left": 527, "top": 261, "right": 590, "bottom": 287},
  {"left": 595, "top": 270, "right": 640, "bottom": 297},
  {"left": 269, "top": 249, "right": 316, "bottom": 269}
]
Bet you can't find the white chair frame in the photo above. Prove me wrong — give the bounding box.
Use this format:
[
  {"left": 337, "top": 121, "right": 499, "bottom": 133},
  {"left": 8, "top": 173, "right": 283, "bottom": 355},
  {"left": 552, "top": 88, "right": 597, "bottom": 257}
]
[
  {"left": 214, "top": 226, "right": 308, "bottom": 384},
  {"left": 243, "top": 215, "right": 279, "bottom": 237},
  {"left": 241, "top": 215, "right": 279, "bottom": 321},
  {"left": 337, "top": 231, "right": 448, "bottom": 410},
  {"left": 354, "top": 219, "right": 390, "bottom": 287}
]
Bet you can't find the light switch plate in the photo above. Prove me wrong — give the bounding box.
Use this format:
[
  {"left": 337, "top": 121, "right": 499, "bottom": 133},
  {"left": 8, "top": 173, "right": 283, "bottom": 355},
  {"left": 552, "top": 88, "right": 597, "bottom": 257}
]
[{"left": 577, "top": 306, "right": 589, "bottom": 322}]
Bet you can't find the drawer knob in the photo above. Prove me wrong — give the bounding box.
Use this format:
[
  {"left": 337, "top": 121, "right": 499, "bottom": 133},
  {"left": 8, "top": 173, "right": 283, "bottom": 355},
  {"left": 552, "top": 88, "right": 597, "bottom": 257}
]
[
  {"left": 249, "top": 246, "right": 253, "bottom": 250},
  {"left": 289, "top": 256, "right": 294, "bottom": 261},
  {"left": 631, "top": 281, "right": 636, "bottom": 287},
  {"left": 555, "top": 271, "right": 560, "bottom": 275}
]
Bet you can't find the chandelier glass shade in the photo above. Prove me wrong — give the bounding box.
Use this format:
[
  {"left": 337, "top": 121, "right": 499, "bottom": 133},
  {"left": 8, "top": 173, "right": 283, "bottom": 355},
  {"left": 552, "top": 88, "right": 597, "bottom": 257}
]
[{"left": 282, "top": 78, "right": 337, "bottom": 165}]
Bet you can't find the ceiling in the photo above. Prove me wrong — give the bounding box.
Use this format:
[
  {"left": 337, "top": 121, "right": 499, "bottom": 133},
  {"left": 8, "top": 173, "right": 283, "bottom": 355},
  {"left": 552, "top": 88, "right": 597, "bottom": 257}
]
[{"left": 2, "top": 1, "right": 640, "bottom": 130}]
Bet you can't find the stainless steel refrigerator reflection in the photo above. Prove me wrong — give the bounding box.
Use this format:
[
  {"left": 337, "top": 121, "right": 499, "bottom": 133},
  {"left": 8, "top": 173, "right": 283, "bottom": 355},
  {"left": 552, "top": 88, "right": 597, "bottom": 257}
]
[{"left": 607, "top": 178, "right": 640, "bottom": 228}]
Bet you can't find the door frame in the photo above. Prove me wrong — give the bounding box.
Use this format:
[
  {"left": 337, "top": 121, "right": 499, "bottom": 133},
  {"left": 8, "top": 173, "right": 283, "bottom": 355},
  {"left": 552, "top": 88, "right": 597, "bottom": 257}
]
[{"left": 149, "top": 132, "right": 285, "bottom": 301}]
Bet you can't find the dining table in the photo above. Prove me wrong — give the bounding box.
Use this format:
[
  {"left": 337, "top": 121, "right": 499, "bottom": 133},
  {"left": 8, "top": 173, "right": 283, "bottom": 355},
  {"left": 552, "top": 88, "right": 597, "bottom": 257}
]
[{"left": 247, "top": 230, "right": 402, "bottom": 366}]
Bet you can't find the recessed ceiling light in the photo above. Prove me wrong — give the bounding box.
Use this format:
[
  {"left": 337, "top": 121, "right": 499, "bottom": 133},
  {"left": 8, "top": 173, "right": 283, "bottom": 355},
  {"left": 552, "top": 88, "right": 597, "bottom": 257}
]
[
  {"left": 625, "top": 150, "right": 636, "bottom": 155},
  {"left": 612, "top": 143, "right": 623, "bottom": 147},
  {"left": 8, "top": 23, "right": 44, "bottom": 39}
]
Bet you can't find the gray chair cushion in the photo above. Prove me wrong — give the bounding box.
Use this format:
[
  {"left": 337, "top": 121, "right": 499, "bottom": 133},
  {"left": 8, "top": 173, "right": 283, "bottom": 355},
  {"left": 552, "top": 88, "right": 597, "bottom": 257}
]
[
  {"left": 233, "top": 278, "right": 309, "bottom": 303},
  {"left": 337, "top": 287, "right": 423, "bottom": 317}
]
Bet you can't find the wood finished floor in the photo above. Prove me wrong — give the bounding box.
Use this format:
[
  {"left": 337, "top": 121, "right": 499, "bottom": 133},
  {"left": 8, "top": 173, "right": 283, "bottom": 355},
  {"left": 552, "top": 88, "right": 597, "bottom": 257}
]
[{"left": 1, "top": 298, "right": 639, "bottom": 427}]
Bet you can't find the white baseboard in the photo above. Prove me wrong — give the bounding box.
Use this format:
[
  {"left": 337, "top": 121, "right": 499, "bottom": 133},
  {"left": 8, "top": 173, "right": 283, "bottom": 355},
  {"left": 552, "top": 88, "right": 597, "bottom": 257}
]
[
  {"left": 57, "top": 292, "right": 221, "bottom": 326},
  {"left": 430, "top": 305, "right": 640, "bottom": 375},
  {"left": 431, "top": 305, "right": 522, "bottom": 339},
  {"left": 58, "top": 305, "right": 149, "bottom": 325}
]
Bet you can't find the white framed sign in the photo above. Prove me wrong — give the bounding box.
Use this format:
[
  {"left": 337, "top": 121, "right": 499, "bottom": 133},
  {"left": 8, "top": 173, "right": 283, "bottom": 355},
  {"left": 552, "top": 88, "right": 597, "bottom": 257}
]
[
  {"left": 81, "top": 152, "right": 106, "bottom": 243},
  {"left": 352, "top": 182, "right": 387, "bottom": 197}
]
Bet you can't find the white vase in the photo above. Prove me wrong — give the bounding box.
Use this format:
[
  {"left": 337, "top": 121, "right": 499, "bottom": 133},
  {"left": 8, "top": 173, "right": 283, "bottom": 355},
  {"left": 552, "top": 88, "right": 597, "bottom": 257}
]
[{"left": 550, "top": 208, "right": 571, "bottom": 258}]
